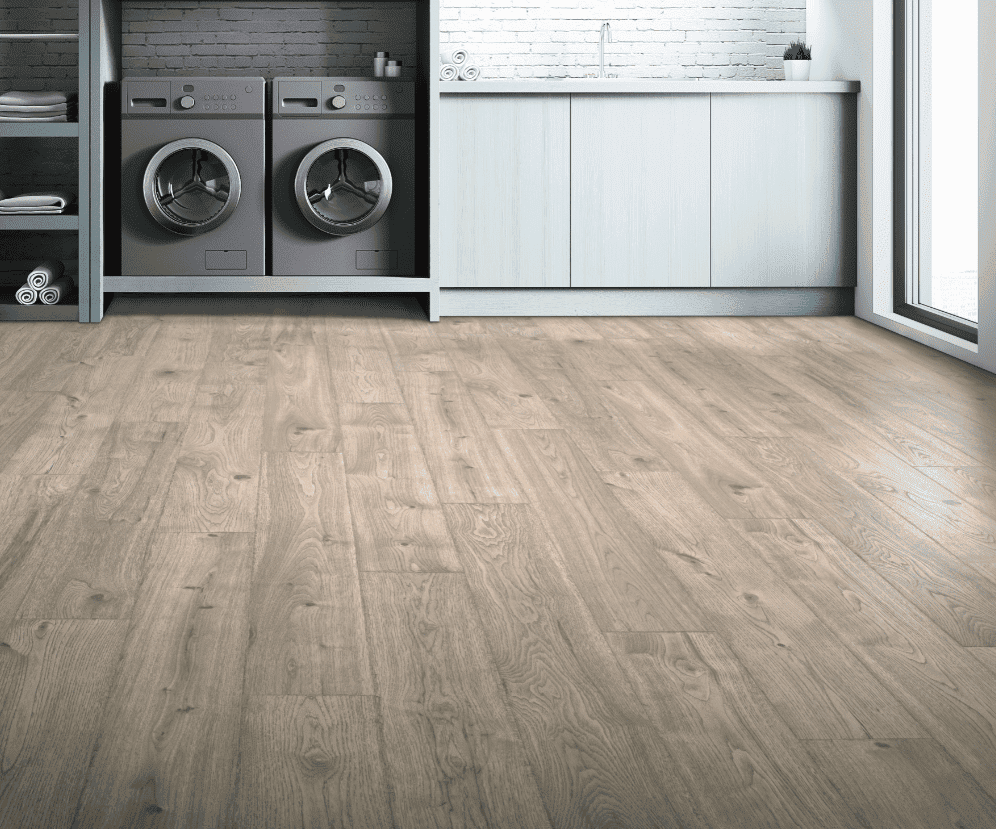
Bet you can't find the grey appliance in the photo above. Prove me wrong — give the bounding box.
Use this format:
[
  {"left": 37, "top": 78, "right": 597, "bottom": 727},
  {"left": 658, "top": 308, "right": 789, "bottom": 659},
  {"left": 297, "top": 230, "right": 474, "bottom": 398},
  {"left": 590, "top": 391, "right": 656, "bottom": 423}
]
[
  {"left": 120, "top": 76, "right": 266, "bottom": 276},
  {"left": 270, "top": 77, "right": 415, "bottom": 276}
]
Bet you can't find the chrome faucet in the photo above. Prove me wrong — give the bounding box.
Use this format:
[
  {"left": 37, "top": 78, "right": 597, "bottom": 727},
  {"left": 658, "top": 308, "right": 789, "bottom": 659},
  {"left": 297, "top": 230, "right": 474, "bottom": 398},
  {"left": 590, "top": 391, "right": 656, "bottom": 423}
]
[{"left": 599, "top": 21, "right": 613, "bottom": 78}]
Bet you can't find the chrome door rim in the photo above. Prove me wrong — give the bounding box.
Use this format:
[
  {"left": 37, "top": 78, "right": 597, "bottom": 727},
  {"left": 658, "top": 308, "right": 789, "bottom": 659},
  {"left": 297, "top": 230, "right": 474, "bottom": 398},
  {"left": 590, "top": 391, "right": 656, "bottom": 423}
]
[
  {"left": 294, "top": 138, "right": 393, "bottom": 236},
  {"left": 143, "top": 138, "right": 242, "bottom": 236}
]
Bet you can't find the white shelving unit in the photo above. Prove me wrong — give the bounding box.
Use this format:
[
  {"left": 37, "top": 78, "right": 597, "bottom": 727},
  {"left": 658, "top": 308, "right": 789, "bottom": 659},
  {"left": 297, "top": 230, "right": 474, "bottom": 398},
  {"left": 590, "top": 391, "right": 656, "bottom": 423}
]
[{"left": 0, "top": 3, "right": 89, "bottom": 322}]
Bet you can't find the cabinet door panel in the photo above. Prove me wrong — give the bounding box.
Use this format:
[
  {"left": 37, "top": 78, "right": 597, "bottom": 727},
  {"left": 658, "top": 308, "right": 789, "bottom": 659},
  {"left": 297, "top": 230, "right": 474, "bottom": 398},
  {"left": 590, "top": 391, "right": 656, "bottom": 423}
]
[
  {"left": 570, "top": 95, "right": 710, "bottom": 288},
  {"left": 439, "top": 96, "right": 570, "bottom": 288},
  {"left": 711, "top": 94, "right": 857, "bottom": 287}
]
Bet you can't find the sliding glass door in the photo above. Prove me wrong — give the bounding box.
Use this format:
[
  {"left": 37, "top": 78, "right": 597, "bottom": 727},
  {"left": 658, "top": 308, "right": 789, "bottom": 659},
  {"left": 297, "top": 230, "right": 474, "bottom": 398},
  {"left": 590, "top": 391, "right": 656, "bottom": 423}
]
[{"left": 898, "top": 0, "right": 980, "bottom": 340}]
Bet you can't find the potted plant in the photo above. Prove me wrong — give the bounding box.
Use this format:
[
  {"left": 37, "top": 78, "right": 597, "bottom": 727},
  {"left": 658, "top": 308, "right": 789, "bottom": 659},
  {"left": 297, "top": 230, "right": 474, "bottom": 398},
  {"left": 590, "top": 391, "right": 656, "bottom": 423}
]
[{"left": 783, "top": 41, "right": 812, "bottom": 81}]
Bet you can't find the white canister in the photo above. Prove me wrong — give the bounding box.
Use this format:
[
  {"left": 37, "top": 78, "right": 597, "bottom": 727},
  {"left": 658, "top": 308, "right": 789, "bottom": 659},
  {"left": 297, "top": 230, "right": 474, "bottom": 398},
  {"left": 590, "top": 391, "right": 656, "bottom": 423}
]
[
  {"left": 374, "top": 52, "right": 389, "bottom": 77},
  {"left": 385, "top": 60, "right": 402, "bottom": 78}
]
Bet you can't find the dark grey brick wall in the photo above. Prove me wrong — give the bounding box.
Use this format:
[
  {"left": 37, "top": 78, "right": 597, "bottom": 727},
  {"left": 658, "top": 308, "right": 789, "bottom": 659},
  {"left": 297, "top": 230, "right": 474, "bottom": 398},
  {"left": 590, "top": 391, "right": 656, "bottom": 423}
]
[
  {"left": 122, "top": 2, "right": 418, "bottom": 77},
  {"left": 0, "top": 0, "right": 79, "bottom": 93}
]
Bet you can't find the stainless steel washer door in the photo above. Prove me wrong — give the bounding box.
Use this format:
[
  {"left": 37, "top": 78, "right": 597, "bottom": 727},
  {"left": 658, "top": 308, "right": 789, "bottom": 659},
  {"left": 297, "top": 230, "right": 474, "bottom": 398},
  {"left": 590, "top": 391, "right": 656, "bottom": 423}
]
[
  {"left": 144, "top": 138, "right": 241, "bottom": 236},
  {"left": 295, "top": 139, "right": 392, "bottom": 236}
]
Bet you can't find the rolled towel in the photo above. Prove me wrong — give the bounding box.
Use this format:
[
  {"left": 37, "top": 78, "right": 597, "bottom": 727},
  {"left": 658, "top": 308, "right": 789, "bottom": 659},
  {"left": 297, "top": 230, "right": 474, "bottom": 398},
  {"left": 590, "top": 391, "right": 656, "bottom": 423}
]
[
  {"left": 440, "top": 63, "right": 459, "bottom": 81},
  {"left": 441, "top": 49, "right": 468, "bottom": 66},
  {"left": 39, "top": 277, "right": 73, "bottom": 306},
  {"left": 458, "top": 65, "right": 481, "bottom": 82},
  {"left": 28, "top": 259, "right": 66, "bottom": 290},
  {"left": 15, "top": 284, "right": 38, "bottom": 305}
]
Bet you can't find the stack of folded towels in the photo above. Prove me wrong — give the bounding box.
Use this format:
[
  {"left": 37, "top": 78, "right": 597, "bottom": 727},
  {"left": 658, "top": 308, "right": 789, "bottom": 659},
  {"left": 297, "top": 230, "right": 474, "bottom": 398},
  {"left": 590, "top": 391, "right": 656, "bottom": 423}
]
[
  {"left": 440, "top": 49, "right": 480, "bottom": 82},
  {"left": 14, "top": 260, "right": 74, "bottom": 306},
  {"left": 0, "top": 90, "right": 78, "bottom": 122}
]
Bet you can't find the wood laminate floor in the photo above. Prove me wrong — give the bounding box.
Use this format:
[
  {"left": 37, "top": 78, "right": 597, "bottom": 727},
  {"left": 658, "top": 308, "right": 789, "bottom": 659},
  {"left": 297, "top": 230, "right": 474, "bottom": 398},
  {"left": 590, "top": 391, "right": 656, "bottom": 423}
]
[{"left": 2, "top": 294, "right": 996, "bottom": 828}]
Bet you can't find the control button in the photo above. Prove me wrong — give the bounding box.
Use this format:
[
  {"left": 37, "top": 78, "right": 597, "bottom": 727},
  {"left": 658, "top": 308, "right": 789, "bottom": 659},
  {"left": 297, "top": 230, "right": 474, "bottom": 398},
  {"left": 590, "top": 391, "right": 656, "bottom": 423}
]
[
  {"left": 355, "top": 95, "right": 360, "bottom": 100},
  {"left": 333, "top": 84, "right": 345, "bottom": 93},
  {"left": 179, "top": 95, "right": 195, "bottom": 109},
  {"left": 355, "top": 105, "right": 361, "bottom": 111},
  {"left": 331, "top": 95, "right": 347, "bottom": 110},
  {"left": 204, "top": 103, "right": 210, "bottom": 110},
  {"left": 364, "top": 105, "right": 370, "bottom": 111},
  {"left": 213, "top": 94, "right": 219, "bottom": 100},
  {"left": 364, "top": 95, "right": 369, "bottom": 100},
  {"left": 203, "top": 95, "right": 209, "bottom": 100},
  {"left": 245, "top": 85, "right": 253, "bottom": 93}
]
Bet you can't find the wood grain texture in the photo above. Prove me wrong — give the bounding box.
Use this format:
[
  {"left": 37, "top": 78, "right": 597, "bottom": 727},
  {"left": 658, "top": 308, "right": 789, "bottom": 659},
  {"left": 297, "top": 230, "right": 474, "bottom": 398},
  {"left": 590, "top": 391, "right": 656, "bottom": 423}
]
[
  {"left": 572, "top": 94, "right": 711, "bottom": 288},
  {"left": 15, "top": 422, "right": 186, "bottom": 620},
  {"left": 198, "top": 313, "right": 272, "bottom": 386},
  {"left": 601, "top": 469, "right": 923, "bottom": 740},
  {"left": 0, "top": 619, "right": 128, "bottom": 829},
  {"left": 316, "top": 316, "right": 403, "bottom": 404},
  {"left": 601, "top": 380, "right": 803, "bottom": 519},
  {"left": 158, "top": 383, "right": 264, "bottom": 533},
  {"left": 2, "top": 354, "right": 140, "bottom": 476},
  {"left": 116, "top": 315, "right": 211, "bottom": 422},
  {"left": 361, "top": 572, "right": 552, "bottom": 829},
  {"left": 73, "top": 532, "right": 254, "bottom": 828},
  {"left": 496, "top": 429, "right": 707, "bottom": 633},
  {"left": 379, "top": 317, "right": 455, "bottom": 373},
  {"left": 263, "top": 338, "right": 340, "bottom": 453},
  {"left": 235, "top": 695, "right": 393, "bottom": 829},
  {"left": 439, "top": 95, "right": 571, "bottom": 288},
  {"left": 245, "top": 452, "right": 372, "bottom": 696},
  {"left": 921, "top": 466, "right": 996, "bottom": 525},
  {"left": 440, "top": 335, "right": 560, "bottom": 429},
  {"left": 733, "top": 517, "right": 996, "bottom": 800},
  {"left": 803, "top": 738, "right": 996, "bottom": 829},
  {"left": 730, "top": 436, "right": 996, "bottom": 647},
  {"left": 398, "top": 372, "right": 525, "bottom": 503},
  {"left": 0, "top": 475, "right": 82, "bottom": 628},
  {"left": 444, "top": 503, "right": 707, "bottom": 829},
  {"left": 711, "top": 94, "right": 857, "bottom": 287},
  {"left": 607, "top": 631, "right": 851, "bottom": 829},
  {"left": 341, "top": 403, "right": 461, "bottom": 572},
  {"left": 0, "top": 393, "right": 61, "bottom": 474}
]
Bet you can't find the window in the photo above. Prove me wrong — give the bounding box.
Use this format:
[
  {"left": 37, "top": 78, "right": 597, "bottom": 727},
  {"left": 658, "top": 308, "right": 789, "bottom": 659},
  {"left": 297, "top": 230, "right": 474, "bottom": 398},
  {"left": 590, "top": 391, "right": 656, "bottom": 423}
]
[{"left": 895, "top": 0, "right": 979, "bottom": 342}]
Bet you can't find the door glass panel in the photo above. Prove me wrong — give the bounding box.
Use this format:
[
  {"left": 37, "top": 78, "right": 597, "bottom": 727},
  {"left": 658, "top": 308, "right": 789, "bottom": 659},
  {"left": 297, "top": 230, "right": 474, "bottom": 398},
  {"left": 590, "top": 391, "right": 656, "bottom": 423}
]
[
  {"left": 305, "top": 147, "right": 382, "bottom": 225},
  {"left": 918, "top": 0, "right": 979, "bottom": 323},
  {"left": 152, "top": 147, "right": 232, "bottom": 228}
]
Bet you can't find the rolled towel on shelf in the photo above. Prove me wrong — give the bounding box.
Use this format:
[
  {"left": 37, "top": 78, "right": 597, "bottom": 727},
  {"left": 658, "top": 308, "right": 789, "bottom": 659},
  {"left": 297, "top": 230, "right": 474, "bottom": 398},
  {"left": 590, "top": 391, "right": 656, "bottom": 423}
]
[
  {"left": 27, "top": 259, "right": 66, "bottom": 290},
  {"left": 15, "top": 284, "right": 38, "bottom": 305},
  {"left": 39, "top": 277, "right": 73, "bottom": 306},
  {"left": 440, "top": 63, "right": 459, "bottom": 81},
  {"left": 458, "top": 65, "right": 480, "bottom": 82},
  {"left": 441, "top": 49, "right": 468, "bottom": 66}
]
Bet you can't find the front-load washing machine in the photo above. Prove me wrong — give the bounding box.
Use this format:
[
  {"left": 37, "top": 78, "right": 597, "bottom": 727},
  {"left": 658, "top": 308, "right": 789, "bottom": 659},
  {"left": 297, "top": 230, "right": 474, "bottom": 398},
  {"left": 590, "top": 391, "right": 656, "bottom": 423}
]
[
  {"left": 120, "top": 76, "right": 266, "bottom": 276},
  {"left": 270, "top": 77, "right": 415, "bottom": 276}
]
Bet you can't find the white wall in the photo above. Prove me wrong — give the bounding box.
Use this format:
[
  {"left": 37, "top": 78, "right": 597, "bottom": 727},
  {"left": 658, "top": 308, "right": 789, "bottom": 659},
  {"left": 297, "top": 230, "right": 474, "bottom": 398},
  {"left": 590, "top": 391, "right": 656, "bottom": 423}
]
[
  {"left": 808, "top": 0, "right": 995, "bottom": 375},
  {"left": 440, "top": 1, "right": 806, "bottom": 80}
]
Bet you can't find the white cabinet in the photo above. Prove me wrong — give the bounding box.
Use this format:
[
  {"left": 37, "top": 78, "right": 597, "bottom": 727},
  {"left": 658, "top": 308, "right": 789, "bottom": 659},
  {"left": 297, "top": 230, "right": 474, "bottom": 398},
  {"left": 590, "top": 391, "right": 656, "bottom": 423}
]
[
  {"left": 438, "top": 95, "right": 570, "bottom": 288},
  {"left": 570, "top": 95, "right": 711, "bottom": 288},
  {"left": 711, "top": 94, "right": 857, "bottom": 288}
]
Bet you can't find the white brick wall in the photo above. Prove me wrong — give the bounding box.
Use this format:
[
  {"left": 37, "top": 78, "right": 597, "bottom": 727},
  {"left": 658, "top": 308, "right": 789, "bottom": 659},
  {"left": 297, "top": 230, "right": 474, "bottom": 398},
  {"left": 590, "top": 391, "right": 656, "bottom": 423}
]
[{"left": 441, "top": 1, "right": 806, "bottom": 80}]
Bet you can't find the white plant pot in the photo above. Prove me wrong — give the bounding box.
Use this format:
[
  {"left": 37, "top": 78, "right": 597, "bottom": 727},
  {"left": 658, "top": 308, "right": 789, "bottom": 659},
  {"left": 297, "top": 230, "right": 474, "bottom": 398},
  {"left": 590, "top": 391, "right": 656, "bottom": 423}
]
[{"left": 783, "top": 60, "right": 811, "bottom": 81}]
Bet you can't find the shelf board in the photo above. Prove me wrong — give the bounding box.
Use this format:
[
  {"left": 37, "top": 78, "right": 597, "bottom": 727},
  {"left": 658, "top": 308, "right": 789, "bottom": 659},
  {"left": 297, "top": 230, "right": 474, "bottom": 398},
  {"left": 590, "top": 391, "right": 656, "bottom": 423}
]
[
  {"left": 0, "top": 33, "right": 78, "bottom": 41},
  {"left": 0, "top": 122, "right": 79, "bottom": 138},
  {"left": 0, "top": 215, "right": 79, "bottom": 231},
  {"left": 105, "top": 275, "right": 432, "bottom": 292},
  {"left": 0, "top": 300, "right": 78, "bottom": 322}
]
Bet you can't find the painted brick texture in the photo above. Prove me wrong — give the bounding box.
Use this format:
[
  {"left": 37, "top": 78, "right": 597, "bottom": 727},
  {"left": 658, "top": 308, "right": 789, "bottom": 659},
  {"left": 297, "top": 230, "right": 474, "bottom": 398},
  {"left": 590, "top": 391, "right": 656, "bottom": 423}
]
[
  {"left": 441, "top": 1, "right": 806, "bottom": 80},
  {"left": 0, "top": 0, "right": 79, "bottom": 92},
  {"left": 121, "top": 2, "right": 418, "bottom": 77}
]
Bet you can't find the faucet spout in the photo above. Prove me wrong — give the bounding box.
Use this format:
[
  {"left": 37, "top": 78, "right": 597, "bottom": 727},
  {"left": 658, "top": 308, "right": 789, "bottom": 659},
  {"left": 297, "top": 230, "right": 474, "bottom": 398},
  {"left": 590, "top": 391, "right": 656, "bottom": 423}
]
[{"left": 599, "top": 22, "right": 613, "bottom": 78}]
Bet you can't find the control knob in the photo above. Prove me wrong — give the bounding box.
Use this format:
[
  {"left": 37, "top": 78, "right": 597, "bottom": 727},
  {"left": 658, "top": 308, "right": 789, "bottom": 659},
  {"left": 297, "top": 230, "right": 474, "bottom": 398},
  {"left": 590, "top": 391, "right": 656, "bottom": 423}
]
[
  {"left": 330, "top": 95, "right": 347, "bottom": 110},
  {"left": 178, "top": 95, "right": 196, "bottom": 110}
]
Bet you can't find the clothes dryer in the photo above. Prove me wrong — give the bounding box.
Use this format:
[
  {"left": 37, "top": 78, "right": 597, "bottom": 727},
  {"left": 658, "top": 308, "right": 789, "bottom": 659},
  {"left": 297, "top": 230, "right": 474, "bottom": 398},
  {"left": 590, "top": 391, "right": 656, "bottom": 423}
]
[
  {"left": 270, "top": 77, "right": 415, "bottom": 276},
  {"left": 120, "top": 76, "right": 266, "bottom": 276}
]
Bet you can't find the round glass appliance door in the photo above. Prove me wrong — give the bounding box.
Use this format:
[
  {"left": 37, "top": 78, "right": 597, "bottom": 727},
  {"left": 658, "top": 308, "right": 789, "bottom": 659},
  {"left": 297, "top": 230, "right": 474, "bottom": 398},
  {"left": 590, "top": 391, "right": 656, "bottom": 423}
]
[
  {"left": 143, "top": 138, "right": 241, "bottom": 236},
  {"left": 294, "top": 139, "right": 392, "bottom": 236}
]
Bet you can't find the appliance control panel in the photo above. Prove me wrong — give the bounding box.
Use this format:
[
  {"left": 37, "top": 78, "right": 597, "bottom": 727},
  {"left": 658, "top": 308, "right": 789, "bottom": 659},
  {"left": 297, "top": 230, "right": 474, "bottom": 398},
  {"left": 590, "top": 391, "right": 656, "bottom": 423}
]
[
  {"left": 273, "top": 78, "right": 415, "bottom": 118},
  {"left": 122, "top": 77, "right": 266, "bottom": 118}
]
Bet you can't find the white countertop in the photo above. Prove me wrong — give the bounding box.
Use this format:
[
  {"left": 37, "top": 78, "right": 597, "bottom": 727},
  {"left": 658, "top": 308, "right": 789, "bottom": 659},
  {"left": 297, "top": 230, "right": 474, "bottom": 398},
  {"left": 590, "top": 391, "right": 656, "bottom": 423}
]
[{"left": 439, "top": 79, "right": 860, "bottom": 95}]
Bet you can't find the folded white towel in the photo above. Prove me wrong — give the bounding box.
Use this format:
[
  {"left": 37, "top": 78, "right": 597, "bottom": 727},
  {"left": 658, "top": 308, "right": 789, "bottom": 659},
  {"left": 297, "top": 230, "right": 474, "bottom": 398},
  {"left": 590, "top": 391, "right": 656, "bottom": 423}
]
[
  {"left": 0, "top": 103, "right": 70, "bottom": 113},
  {"left": 458, "top": 65, "right": 480, "bottom": 81},
  {"left": 440, "top": 64, "right": 459, "bottom": 81},
  {"left": 441, "top": 49, "right": 469, "bottom": 66},
  {"left": 0, "top": 90, "right": 76, "bottom": 106},
  {"left": 15, "top": 284, "right": 37, "bottom": 305},
  {"left": 28, "top": 259, "right": 66, "bottom": 290},
  {"left": 0, "top": 114, "right": 69, "bottom": 122},
  {"left": 40, "top": 277, "right": 73, "bottom": 306},
  {"left": 0, "top": 192, "right": 74, "bottom": 213}
]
